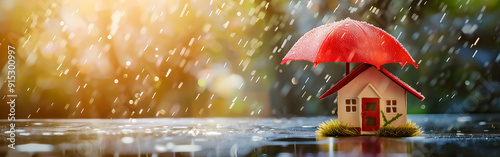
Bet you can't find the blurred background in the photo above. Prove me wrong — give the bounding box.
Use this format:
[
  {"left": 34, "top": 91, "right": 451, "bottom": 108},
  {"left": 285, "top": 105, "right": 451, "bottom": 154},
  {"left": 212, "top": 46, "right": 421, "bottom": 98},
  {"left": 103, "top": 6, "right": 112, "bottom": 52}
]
[{"left": 0, "top": 0, "right": 499, "bottom": 118}]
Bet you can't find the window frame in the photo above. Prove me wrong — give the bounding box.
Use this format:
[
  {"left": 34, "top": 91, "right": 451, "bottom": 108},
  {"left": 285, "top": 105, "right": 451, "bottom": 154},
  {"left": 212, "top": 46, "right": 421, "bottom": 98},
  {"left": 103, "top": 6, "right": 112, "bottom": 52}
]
[
  {"left": 345, "top": 98, "right": 357, "bottom": 113},
  {"left": 386, "top": 99, "right": 397, "bottom": 113}
]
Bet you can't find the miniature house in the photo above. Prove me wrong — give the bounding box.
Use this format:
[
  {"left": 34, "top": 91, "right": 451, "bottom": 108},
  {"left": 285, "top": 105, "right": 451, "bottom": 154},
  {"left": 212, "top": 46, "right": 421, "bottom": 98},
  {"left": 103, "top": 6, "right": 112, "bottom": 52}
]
[{"left": 320, "top": 63, "right": 425, "bottom": 135}]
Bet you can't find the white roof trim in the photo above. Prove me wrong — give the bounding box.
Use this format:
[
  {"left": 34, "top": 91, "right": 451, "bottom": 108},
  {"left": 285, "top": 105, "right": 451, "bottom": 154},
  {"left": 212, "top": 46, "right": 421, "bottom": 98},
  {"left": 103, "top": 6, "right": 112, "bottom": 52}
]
[{"left": 357, "top": 83, "right": 383, "bottom": 98}]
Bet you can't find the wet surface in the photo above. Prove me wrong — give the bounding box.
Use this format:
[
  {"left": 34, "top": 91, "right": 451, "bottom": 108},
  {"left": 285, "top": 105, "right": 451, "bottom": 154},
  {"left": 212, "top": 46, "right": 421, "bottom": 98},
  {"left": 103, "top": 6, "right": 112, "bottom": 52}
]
[{"left": 1, "top": 114, "right": 499, "bottom": 157}]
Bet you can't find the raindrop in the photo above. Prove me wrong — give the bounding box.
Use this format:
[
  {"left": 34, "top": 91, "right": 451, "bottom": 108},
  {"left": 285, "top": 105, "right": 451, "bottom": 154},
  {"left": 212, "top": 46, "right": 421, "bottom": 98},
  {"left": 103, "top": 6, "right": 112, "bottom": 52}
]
[
  {"left": 180, "top": 4, "right": 188, "bottom": 17},
  {"left": 440, "top": 13, "right": 446, "bottom": 23},
  {"left": 121, "top": 137, "right": 134, "bottom": 144},
  {"left": 206, "top": 132, "right": 222, "bottom": 136},
  {"left": 457, "top": 116, "right": 471, "bottom": 122},
  {"left": 188, "top": 38, "right": 195, "bottom": 46},
  {"left": 223, "top": 21, "right": 230, "bottom": 28},
  {"left": 477, "top": 13, "right": 483, "bottom": 20},
  {"left": 251, "top": 136, "right": 263, "bottom": 141},
  {"left": 165, "top": 69, "right": 172, "bottom": 77},
  {"left": 54, "top": 132, "right": 64, "bottom": 135}
]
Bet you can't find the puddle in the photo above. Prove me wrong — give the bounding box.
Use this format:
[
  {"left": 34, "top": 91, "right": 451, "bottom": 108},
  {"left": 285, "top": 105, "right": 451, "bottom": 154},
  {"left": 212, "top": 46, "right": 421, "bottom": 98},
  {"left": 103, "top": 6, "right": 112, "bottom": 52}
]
[{"left": 0, "top": 114, "right": 499, "bottom": 156}]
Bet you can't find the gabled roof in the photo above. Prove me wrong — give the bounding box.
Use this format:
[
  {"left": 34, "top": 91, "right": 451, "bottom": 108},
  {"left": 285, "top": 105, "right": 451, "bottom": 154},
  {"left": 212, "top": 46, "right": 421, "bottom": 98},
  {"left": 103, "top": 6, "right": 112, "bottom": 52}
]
[{"left": 319, "top": 63, "right": 425, "bottom": 100}]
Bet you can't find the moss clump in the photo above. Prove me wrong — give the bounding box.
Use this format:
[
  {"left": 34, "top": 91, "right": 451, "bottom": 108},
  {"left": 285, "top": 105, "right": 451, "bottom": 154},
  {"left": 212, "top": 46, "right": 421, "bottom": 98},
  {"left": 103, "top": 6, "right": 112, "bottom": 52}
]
[
  {"left": 376, "top": 110, "right": 422, "bottom": 137},
  {"left": 316, "top": 119, "right": 360, "bottom": 137},
  {"left": 375, "top": 119, "right": 423, "bottom": 137}
]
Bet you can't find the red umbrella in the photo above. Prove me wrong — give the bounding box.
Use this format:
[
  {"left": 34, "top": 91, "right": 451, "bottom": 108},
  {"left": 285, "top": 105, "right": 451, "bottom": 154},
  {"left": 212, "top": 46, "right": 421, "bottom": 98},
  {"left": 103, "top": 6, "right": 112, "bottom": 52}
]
[{"left": 281, "top": 18, "right": 418, "bottom": 71}]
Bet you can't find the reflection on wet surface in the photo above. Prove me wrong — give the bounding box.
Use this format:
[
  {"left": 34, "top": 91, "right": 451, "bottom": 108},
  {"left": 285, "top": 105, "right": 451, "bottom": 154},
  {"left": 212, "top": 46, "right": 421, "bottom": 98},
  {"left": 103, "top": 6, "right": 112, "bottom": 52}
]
[{"left": 1, "top": 114, "right": 499, "bottom": 156}]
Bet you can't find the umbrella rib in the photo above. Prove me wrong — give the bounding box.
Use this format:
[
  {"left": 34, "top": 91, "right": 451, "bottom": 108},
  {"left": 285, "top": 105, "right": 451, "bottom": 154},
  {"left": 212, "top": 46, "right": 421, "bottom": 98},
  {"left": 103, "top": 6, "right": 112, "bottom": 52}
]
[
  {"left": 315, "top": 27, "right": 337, "bottom": 64},
  {"left": 352, "top": 22, "right": 369, "bottom": 36}
]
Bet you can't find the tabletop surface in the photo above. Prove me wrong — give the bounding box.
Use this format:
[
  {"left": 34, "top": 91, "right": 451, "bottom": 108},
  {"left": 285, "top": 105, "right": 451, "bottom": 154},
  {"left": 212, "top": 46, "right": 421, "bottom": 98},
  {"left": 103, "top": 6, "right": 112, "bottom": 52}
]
[{"left": 1, "top": 114, "right": 499, "bottom": 157}]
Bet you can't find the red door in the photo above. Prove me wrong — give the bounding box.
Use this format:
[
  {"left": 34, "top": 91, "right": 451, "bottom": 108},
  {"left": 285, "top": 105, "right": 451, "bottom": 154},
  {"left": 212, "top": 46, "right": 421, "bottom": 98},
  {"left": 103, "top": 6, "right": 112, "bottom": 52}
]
[{"left": 362, "top": 98, "right": 380, "bottom": 131}]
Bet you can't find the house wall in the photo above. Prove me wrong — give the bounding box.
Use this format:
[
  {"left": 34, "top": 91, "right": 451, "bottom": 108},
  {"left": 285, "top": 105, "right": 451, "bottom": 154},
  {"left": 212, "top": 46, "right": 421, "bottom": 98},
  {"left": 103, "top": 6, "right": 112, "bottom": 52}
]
[{"left": 337, "top": 67, "right": 407, "bottom": 130}]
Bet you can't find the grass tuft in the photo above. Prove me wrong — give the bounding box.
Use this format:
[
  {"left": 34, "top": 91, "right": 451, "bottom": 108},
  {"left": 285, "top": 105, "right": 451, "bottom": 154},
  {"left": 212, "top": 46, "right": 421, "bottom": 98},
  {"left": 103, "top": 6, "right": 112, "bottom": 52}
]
[
  {"left": 316, "top": 119, "right": 360, "bottom": 137},
  {"left": 375, "top": 119, "right": 423, "bottom": 137}
]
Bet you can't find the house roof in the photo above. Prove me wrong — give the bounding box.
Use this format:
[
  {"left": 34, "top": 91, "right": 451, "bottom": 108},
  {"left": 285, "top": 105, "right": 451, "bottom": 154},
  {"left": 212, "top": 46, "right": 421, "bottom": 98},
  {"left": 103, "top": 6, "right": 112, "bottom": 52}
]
[{"left": 319, "top": 63, "right": 425, "bottom": 100}]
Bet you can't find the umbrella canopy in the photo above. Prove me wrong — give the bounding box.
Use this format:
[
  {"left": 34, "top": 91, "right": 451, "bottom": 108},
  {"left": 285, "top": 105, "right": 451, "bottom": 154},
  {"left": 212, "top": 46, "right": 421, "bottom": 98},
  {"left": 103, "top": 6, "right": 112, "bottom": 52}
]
[{"left": 281, "top": 18, "right": 417, "bottom": 69}]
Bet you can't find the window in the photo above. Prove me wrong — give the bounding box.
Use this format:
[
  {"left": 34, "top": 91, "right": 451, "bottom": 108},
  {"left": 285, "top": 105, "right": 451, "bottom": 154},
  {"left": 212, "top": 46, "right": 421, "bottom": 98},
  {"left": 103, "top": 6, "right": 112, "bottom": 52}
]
[
  {"left": 386, "top": 100, "right": 397, "bottom": 113},
  {"left": 345, "top": 99, "right": 357, "bottom": 112}
]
